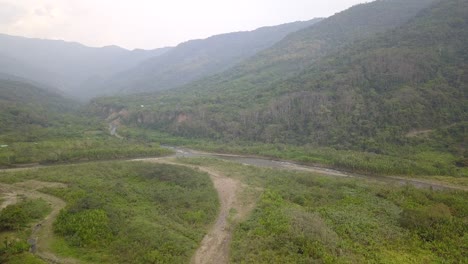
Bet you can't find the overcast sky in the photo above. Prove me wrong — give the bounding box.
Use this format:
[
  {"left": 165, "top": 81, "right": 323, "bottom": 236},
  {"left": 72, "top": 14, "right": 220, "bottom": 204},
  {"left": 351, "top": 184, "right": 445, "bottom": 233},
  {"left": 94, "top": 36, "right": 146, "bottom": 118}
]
[{"left": 0, "top": 0, "right": 369, "bottom": 50}]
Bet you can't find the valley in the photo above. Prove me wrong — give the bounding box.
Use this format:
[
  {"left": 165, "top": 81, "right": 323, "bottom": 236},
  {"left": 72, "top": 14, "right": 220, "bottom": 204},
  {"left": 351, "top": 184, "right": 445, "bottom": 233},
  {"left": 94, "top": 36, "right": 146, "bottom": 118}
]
[
  {"left": 0, "top": 0, "right": 467, "bottom": 263},
  {"left": 0, "top": 150, "right": 466, "bottom": 263}
]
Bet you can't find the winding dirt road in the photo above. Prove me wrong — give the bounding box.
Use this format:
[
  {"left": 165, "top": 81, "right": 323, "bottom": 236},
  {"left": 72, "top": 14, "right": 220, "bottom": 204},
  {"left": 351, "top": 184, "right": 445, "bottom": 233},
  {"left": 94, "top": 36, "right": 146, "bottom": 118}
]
[
  {"left": 1, "top": 147, "right": 466, "bottom": 264},
  {"left": 0, "top": 180, "right": 78, "bottom": 264}
]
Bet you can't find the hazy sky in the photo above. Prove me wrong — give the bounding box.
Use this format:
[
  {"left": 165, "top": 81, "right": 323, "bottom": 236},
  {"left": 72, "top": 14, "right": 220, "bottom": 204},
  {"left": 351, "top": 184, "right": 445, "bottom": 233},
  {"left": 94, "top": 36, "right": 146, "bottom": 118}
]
[{"left": 0, "top": 0, "right": 369, "bottom": 50}]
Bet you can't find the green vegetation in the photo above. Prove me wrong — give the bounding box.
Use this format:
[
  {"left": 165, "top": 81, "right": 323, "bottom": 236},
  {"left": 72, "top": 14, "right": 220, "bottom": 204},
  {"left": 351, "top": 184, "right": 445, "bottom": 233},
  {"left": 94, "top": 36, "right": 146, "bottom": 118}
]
[
  {"left": 0, "top": 199, "right": 50, "bottom": 231},
  {"left": 0, "top": 0, "right": 466, "bottom": 262},
  {"left": 90, "top": 0, "right": 466, "bottom": 179},
  {"left": 0, "top": 79, "right": 173, "bottom": 167},
  {"left": 90, "top": 0, "right": 438, "bottom": 145},
  {"left": 0, "top": 199, "right": 51, "bottom": 264},
  {"left": 0, "top": 162, "right": 218, "bottom": 263},
  {"left": 104, "top": 127, "right": 468, "bottom": 179},
  {"left": 0, "top": 136, "right": 172, "bottom": 167},
  {"left": 102, "top": 19, "right": 321, "bottom": 94},
  {"left": 176, "top": 157, "right": 468, "bottom": 263}
]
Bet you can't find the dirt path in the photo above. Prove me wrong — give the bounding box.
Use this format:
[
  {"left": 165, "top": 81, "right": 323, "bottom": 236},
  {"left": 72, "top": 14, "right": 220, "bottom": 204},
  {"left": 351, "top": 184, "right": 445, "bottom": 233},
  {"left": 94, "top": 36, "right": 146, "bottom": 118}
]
[
  {"left": 191, "top": 167, "right": 239, "bottom": 264},
  {"left": 0, "top": 181, "right": 79, "bottom": 264},
  {"left": 137, "top": 158, "right": 256, "bottom": 264}
]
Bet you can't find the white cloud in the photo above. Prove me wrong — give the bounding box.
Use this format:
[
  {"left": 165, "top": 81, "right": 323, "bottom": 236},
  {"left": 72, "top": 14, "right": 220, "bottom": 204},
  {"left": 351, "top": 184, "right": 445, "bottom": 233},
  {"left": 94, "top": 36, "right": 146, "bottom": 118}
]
[
  {"left": 0, "top": 0, "right": 369, "bottom": 49},
  {"left": 0, "top": 1, "right": 26, "bottom": 24}
]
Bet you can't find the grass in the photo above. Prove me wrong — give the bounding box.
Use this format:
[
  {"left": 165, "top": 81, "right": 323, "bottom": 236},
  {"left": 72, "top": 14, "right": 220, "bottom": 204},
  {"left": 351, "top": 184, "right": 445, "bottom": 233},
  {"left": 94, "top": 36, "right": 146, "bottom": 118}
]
[
  {"left": 0, "top": 135, "right": 172, "bottom": 167},
  {"left": 118, "top": 127, "right": 468, "bottom": 179},
  {"left": 0, "top": 161, "right": 219, "bottom": 263},
  {"left": 0, "top": 198, "right": 51, "bottom": 264},
  {"left": 175, "top": 157, "right": 468, "bottom": 263}
]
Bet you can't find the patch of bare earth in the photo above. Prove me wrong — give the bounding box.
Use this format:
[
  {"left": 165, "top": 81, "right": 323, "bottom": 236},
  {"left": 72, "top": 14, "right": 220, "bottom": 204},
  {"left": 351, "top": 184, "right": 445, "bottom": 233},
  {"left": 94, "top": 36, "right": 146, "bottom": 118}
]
[
  {"left": 139, "top": 158, "right": 257, "bottom": 264},
  {"left": 191, "top": 167, "right": 239, "bottom": 264},
  {"left": 0, "top": 181, "right": 79, "bottom": 264}
]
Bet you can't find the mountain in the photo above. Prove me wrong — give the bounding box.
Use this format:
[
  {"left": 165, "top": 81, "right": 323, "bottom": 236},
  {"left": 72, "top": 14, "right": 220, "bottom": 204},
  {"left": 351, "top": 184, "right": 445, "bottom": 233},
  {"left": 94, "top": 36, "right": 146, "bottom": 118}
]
[
  {"left": 166, "top": 0, "right": 436, "bottom": 99},
  {"left": 0, "top": 34, "right": 171, "bottom": 99},
  {"left": 92, "top": 0, "right": 466, "bottom": 152},
  {"left": 237, "top": 0, "right": 467, "bottom": 149},
  {"left": 99, "top": 19, "right": 322, "bottom": 94},
  {"left": 0, "top": 78, "right": 77, "bottom": 136}
]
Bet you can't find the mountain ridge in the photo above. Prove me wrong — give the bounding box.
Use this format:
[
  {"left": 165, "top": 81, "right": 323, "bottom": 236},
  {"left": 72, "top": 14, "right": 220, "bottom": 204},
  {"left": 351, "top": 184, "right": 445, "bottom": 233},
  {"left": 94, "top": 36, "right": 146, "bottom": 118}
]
[
  {"left": 91, "top": 0, "right": 466, "bottom": 155},
  {"left": 98, "top": 19, "right": 323, "bottom": 95},
  {"left": 0, "top": 33, "right": 172, "bottom": 99}
]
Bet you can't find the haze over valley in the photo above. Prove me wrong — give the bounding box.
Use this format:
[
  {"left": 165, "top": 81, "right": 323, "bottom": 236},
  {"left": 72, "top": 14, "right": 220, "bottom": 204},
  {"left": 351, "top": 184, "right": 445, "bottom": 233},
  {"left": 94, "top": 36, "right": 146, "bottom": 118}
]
[{"left": 0, "top": 0, "right": 467, "bottom": 263}]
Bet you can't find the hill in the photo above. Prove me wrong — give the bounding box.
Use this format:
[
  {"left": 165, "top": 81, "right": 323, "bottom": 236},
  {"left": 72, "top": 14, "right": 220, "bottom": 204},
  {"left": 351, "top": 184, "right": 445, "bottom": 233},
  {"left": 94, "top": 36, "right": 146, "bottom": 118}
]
[
  {"left": 98, "top": 19, "right": 322, "bottom": 94},
  {"left": 165, "top": 0, "right": 436, "bottom": 99},
  {"left": 92, "top": 0, "right": 446, "bottom": 143},
  {"left": 90, "top": 0, "right": 466, "bottom": 175},
  {"left": 0, "top": 77, "right": 173, "bottom": 167},
  {"left": 0, "top": 34, "right": 170, "bottom": 99},
  {"left": 0, "top": 78, "right": 76, "bottom": 135},
  {"left": 251, "top": 0, "right": 467, "bottom": 149}
]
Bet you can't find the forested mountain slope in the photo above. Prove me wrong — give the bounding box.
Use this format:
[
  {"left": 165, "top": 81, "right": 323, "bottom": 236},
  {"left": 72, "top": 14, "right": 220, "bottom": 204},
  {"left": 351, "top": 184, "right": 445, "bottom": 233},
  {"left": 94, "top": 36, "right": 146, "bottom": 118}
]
[
  {"left": 0, "top": 78, "right": 76, "bottom": 135},
  {"left": 250, "top": 0, "right": 468, "bottom": 149},
  {"left": 93, "top": 0, "right": 466, "bottom": 156},
  {"left": 99, "top": 19, "right": 322, "bottom": 94},
  {"left": 169, "top": 0, "right": 436, "bottom": 98},
  {"left": 0, "top": 34, "right": 170, "bottom": 99}
]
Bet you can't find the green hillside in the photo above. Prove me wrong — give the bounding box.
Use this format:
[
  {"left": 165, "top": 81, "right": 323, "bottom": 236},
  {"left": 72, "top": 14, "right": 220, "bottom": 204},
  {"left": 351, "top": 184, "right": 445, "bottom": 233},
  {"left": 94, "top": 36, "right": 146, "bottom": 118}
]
[
  {"left": 0, "top": 78, "right": 75, "bottom": 136},
  {"left": 99, "top": 19, "right": 322, "bottom": 94},
  {"left": 219, "top": 0, "right": 468, "bottom": 148},
  {"left": 0, "top": 79, "right": 171, "bottom": 167},
  {"left": 91, "top": 0, "right": 467, "bottom": 176},
  {"left": 168, "top": 0, "right": 436, "bottom": 98}
]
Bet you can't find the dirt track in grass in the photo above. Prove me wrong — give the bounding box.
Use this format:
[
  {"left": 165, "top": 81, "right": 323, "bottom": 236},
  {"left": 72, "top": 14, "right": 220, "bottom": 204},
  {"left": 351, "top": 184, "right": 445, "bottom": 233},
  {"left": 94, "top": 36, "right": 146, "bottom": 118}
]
[
  {"left": 0, "top": 180, "right": 79, "bottom": 264},
  {"left": 138, "top": 158, "right": 257, "bottom": 264}
]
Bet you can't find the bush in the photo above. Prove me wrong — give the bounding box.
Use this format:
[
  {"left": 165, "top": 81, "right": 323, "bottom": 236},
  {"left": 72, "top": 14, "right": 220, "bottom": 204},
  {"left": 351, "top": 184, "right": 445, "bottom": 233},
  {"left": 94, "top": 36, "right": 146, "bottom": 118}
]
[
  {"left": 0, "top": 199, "right": 50, "bottom": 231},
  {"left": 54, "top": 209, "right": 113, "bottom": 247}
]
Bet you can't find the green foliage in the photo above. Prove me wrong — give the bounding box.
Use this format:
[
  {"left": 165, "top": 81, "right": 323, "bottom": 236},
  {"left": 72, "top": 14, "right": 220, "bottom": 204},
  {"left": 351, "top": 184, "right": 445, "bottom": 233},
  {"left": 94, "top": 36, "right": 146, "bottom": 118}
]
[
  {"left": 89, "top": 0, "right": 467, "bottom": 172},
  {"left": 0, "top": 79, "right": 77, "bottom": 135},
  {"left": 0, "top": 162, "right": 218, "bottom": 263},
  {"left": 0, "top": 136, "right": 172, "bottom": 167},
  {"left": 0, "top": 199, "right": 50, "bottom": 231},
  {"left": 106, "top": 128, "right": 468, "bottom": 177},
  {"left": 54, "top": 209, "right": 112, "bottom": 247},
  {"left": 4, "top": 252, "right": 47, "bottom": 264},
  {"left": 103, "top": 19, "right": 321, "bottom": 94},
  {"left": 180, "top": 158, "right": 467, "bottom": 263},
  {"left": 0, "top": 239, "right": 31, "bottom": 263},
  {"left": 0, "top": 78, "right": 173, "bottom": 168},
  {"left": 0, "top": 199, "right": 50, "bottom": 263}
]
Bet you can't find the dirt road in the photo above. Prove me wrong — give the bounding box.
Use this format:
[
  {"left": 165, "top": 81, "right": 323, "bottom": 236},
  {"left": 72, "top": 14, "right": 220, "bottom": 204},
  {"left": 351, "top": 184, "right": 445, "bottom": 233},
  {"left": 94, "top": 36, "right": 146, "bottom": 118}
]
[
  {"left": 0, "top": 180, "right": 78, "bottom": 264},
  {"left": 136, "top": 158, "right": 257, "bottom": 264},
  {"left": 191, "top": 167, "right": 239, "bottom": 264}
]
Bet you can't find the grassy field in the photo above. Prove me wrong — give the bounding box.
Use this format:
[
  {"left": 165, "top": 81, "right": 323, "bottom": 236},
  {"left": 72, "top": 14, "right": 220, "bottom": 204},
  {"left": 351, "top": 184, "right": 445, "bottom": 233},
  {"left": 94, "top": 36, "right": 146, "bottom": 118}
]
[
  {"left": 0, "top": 135, "right": 172, "bottom": 167},
  {"left": 0, "top": 198, "right": 50, "bottom": 264},
  {"left": 0, "top": 161, "right": 219, "bottom": 263},
  {"left": 118, "top": 127, "right": 468, "bottom": 179},
  {"left": 176, "top": 157, "right": 468, "bottom": 263}
]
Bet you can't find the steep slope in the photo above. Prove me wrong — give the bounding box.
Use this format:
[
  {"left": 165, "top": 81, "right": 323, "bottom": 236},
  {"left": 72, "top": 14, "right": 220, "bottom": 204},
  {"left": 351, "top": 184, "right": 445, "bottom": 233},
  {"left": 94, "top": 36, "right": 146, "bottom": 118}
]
[
  {"left": 250, "top": 0, "right": 468, "bottom": 148},
  {"left": 171, "top": 0, "right": 436, "bottom": 98},
  {"left": 0, "top": 34, "right": 171, "bottom": 99},
  {"left": 100, "top": 19, "right": 322, "bottom": 94},
  {"left": 93, "top": 0, "right": 465, "bottom": 153}
]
